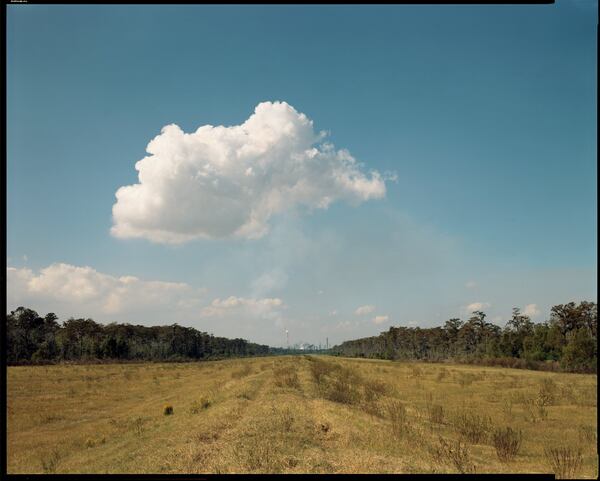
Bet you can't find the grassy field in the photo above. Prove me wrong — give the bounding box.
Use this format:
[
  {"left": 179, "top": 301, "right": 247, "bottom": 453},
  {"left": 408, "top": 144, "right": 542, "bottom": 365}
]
[{"left": 6, "top": 355, "right": 598, "bottom": 475}]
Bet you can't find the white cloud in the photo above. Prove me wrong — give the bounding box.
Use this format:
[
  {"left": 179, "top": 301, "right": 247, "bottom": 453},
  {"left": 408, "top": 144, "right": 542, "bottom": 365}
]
[
  {"left": 465, "top": 280, "right": 477, "bottom": 289},
  {"left": 465, "top": 301, "right": 491, "bottom": 312},
  {"left": 522, "top": 303, "right": 540, "bottom": 318},
  {"left": 355, "top": 304, "right": 376, "bottom": 316},
  {"left": 372, "top": 315, "right": 389, "bottom": 325},
  {"left": 200, "top": 296, "right": 285, "bottom": 320},
  {"left": 335, "top": 320, "right": 360, "bottom": 330},
  {"left": 250, "top": 269, "right": 288, "bottom": 296},
  {"left": 7, "top": 263, "right": 205, "bottom": 316},
  {"left": 407, "top": 320, "right": 419, "bottom": 327},
  {"left": 111, "top": 101, "right": 388, "bottom": 244},
  {"left": 329, "top": 309, "right": 338, "bottom": 316}
]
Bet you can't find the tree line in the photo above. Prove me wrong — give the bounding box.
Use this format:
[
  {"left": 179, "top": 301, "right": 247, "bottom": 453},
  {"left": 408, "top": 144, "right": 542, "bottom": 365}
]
[
  {"left": 331, "top": 301, "right": 597, "bottom": 373},
  {"left": 5, "top": 307, "right": 274, "bottom": 364}
]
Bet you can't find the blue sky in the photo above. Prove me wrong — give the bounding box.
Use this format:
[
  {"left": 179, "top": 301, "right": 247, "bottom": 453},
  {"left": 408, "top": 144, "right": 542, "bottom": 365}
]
[{"left": 7, "top": 2, "right": 597, "bottom": 347}]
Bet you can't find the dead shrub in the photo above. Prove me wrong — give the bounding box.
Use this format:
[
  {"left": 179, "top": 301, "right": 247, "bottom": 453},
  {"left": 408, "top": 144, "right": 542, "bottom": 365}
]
[
  {"left": 544, "top": 446, "right": 583, "bottom": 479},
  {"left": 492, "top": 426, "right": 523, "bottom": 462},
  {"left": 363, "top": 379, "right": 388, "bottom": 402}
]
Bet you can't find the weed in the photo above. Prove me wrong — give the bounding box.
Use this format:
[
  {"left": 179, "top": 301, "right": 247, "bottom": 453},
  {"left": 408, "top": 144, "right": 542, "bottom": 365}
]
[
  {"left": 427, "top": 404, "right": 444, "bottom": 424},
  {"left": 578, "top": 425, "right": 596, "bottom": 444},
  {"left": 385, "top": 400, "right": 411, "bottom": 438},
  {"left": 231, "top": 365, "right": 252, "bottom": 379},
  {"left": 544, "top": 446, "right": 583, "bottom": 479},
  {"left": 273, "top": 365, "right": 300, "bottom": 389},
  {"left": 40, "top": 448, "right": 62, "bottom": 473},
  {"left": 435, "top": 436, "right": 476, "bottom": 474}
]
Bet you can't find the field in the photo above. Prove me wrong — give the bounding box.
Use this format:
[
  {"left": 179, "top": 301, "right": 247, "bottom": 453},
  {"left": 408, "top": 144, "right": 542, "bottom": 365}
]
[{"left": 6, "top": 355, "right": 598, "bottom": 475}]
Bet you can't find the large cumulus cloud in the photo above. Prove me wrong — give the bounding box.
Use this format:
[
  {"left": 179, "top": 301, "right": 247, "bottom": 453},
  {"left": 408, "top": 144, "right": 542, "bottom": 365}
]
[{"left": 111, "top": 101, "right": 388, "bottom": 243}]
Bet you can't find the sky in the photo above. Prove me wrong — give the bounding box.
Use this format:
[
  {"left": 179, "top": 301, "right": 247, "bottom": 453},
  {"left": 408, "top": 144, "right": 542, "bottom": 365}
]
[{"left": 6, "top": 2, "right": 597, "bottom": 347}]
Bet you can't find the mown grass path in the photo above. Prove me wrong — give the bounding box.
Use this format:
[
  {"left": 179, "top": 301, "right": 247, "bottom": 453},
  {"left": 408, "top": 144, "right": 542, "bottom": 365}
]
[{"left": 7, "top": 356, "right": 598, "bottom": 476}]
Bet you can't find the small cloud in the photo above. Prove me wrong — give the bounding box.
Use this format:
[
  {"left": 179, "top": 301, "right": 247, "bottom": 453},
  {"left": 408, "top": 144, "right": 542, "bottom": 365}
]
[
  {"left": 200, "top": 296, "right": 285, "bottom": 319},
  {"left": 465, "top": 280, "right": 477, "bottom": 289},
  {"left": 329, "top": 309, "right": 338, "bottom": 316},
  {"left": 372, "top": 315, "right": 389, "bottom": 325},
  {"left": 317, "top": 290, "right": 324, "bottom": 295},
  {"left": 336, "top": 320, "right": 360, "bottom": 330},
  {"left": 465, "top": 302, "right": 491, "bottom": 312},
  {"left": 355, "top": 304, "right": 375, "bottom": 316},
  {"left": 250, "top": 270, "right": 288, "bottom": 296},
  {"left": 522, "top": 304, "right": 540, "bottom": 318},
  {"left": 22, "top": 255, "right": 28, "bottom": 262},
  {"left": 407, "top": 320, "right": 418, "bottom": 327}
]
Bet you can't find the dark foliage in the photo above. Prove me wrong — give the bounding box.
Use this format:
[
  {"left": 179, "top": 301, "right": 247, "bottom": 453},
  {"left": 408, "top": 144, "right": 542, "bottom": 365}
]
[
  {"left": 331, "top": 302, "right": 597, "bottom": 374},
  {"left": 6, "top": 306, "right": 272, "bottom": 364}
]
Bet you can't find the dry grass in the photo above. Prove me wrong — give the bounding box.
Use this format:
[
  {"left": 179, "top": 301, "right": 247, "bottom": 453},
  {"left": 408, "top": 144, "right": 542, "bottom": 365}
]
[{"left": 7, "top": 356, "right": 598, "bottom": 475}]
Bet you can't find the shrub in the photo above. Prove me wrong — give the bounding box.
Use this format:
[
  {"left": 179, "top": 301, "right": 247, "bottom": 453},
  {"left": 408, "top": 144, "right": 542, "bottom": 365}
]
[
  {"left": 492, "top": 426, "right": 523, "bottom": 462},
  {"left": 321, "top": 366, "right": 362, "bottom": 405},
  {"left": 435, "top": 436, "right": 476, "bottom": 474},
  {"left": 544, "top": 446, "right": 583, "bottom": 479},
  {"left": 309, "top": 359, "right": 334, "bottom": 386},
  {"left": 458, "top": 373, "right": 475, "bottom": 388},
  {"left": 363, "top": 379, "right": 388, "bottom": 402},
  {"left": 501, "top": 396, "right": 514, "bottom": 420},
  {"left": 131, "top": 416, "right": 147, "bottom": 435},
  {"left": 538, "top": 378, "right": 557, "bottom": 406},
  {"left": 190, "top": 397, "right": 211, "bottom": 414},
  {"left": 453, "top": 410, "right": 492, "bottom": 444},
  {"left": 524, "top": 396, "right": 548, "bottom": 422},
  {"left": 410, "top": 365, "right": 423, "bottom": 379},
  {"left": 163, "top": 404, "right": 174, "bottom": 415}
]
